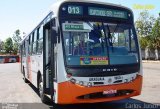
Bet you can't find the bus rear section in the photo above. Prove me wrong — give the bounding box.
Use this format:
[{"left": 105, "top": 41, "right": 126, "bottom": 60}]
[{"left": 54, "top": 1, "right": 142, "bottom": 104}]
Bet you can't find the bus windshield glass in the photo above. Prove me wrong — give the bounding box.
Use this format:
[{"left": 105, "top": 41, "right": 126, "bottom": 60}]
[{"left": 61, "top": 21, "right": 138, "bottom": 66}]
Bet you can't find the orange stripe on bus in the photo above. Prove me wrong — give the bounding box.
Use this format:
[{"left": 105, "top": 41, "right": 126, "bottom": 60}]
[{"left": 57, "top": 75, "right": 142, "bottom": 104}]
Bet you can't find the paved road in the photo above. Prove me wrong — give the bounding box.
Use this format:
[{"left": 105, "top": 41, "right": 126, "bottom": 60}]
[
  {"left": 0, "top": 63, "right": 160, "bottom": 109},
  {"left": 133, "top": 62, "right": 160, "bottom": 103}
]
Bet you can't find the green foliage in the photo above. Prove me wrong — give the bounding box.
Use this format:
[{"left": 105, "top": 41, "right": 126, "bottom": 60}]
[
  {"left": 136, "top": 11, "right": 160, "bottom": 60},
  {"left": 151, "top": 17, "right": 160, "bottom": 49},
  {"left": 135, "top": 11, "right": 160, "bottom": 50},
  {"left": 4, "top": 37, "right": 13, "bottom": 54},
  {"left": 135, "top": 11, "right": 155, "bottom": 38},
  {"left": 139, "top": 37, "right": 148, "bottom": 49},
  {"left": 13, "top": 43, "right": 18, "bottom": 55},
  {"left": 12, "top": 29, "right": 22, "bottom": 54},
  {"left": 0, "top": 29, "right": 22, "bottom": 55},
  {"left": 12, "top": 30, "right": 22, "bottom": 43},
  {"left": 0, "top": 40, "right": 4, "bottom": 52}
]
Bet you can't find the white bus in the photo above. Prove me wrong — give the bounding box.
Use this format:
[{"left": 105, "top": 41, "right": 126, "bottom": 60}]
[{"left": 20, "top": 0, "right": 143, "bottom": 104}]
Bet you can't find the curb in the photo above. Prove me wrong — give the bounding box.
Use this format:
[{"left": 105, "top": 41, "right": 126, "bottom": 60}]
[{"left": 142, "top": 60, "right": 160, "bottom": 63}]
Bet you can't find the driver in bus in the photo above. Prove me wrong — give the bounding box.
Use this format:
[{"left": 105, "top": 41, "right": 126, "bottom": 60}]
[{"left": 89, "top": 22, "right": 103, "bottom": 55}]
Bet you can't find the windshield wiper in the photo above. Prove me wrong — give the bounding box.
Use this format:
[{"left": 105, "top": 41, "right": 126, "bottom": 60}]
[{"left": 106, "top": 24, "right": 112, "bottom": 46}]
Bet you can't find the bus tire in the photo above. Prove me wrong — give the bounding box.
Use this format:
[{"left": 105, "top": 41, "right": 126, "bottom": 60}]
[
  {"left": 38, "top": 76, "right": 48, "bottom": 103},
  {"left": 23, "top": 67, "right": 28, "bottom": 83}
]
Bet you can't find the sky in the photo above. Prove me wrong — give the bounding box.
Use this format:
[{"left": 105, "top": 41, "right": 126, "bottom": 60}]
[{"left": 0, "top": 0, "right": 160, "bottom": 41}]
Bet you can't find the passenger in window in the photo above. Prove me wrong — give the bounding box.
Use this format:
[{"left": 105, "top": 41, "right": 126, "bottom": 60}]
[{"left": 73, "top": 40, "right": 86, "bottom": 55}]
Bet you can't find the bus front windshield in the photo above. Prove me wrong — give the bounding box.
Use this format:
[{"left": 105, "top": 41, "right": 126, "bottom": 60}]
[{"left": 62, "top": 21, "right": 138, "bottom": 66}]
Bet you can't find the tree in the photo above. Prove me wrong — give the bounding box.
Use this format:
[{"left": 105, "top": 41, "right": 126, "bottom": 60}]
[
  {"left": 135, "top": 11, "right": 155, "bottom": 38},
  {"left": 152, "top": 17, "right": 160, "bottom": 60},
  {"left": 135, "top": 11, "right": 156, "bottom": 59},
  {"left": 12, "top": 29, "right": 22, "bottom": 54},
  {"left": 4, "top": 37, "right": 13, "bottom": 54},
  {"left": 139, "top": 37, "right": 148, "bottom": 49},
  {"left": 12, "top": 29, "right": 22, "bottom": 43},
  {"left": 0, "top": 40, "right": 4, "bottom": 52}
]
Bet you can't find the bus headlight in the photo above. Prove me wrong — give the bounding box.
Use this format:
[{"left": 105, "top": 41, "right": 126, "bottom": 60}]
[
  {"left": 79, "top": 81, "right": 84, "bottom": 86},
  {"left": 130, "top": 77, "right": 134, "bottom": 82},
  {"left": 125, "top": 79, "right": 128, "bottom": 83},
  {"left": 87, "top": 82, "right": 92, "bottom": 87},
  {"left": 108, "top": 78, "right": 112, "bottom": 83},
  {"left": 67, "top": 73, "right": 72, "bottom": 78},
  {"left": 132, "top": 77, "right": 134, "bottom": 80},
  {"left": 70, "top": 78, "right": 76, "bottom": 84}
]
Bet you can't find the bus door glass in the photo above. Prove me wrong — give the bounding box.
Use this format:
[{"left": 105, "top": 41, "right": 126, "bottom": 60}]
[
  {"left": 44, "top": 24, "right": 51, "bottom": 89},
  {"left": 36, "top": 26, "right": 43, "bottom": 75}
]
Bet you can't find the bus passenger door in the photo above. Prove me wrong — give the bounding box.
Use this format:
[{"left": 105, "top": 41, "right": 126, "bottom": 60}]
[
  {"left": 43, "top": 18, "right": 57, "bottom": 101},
  {"left": 44, "top": 27, "right": 51, "bottom": 90},
  {"left": 43, "top": 21, "right": 54, "bottom": 94}
]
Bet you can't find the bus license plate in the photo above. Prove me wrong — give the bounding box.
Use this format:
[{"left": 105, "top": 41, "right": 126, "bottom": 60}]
[{"left": 103, "top": 90, "right": 117, "bottom": 95}]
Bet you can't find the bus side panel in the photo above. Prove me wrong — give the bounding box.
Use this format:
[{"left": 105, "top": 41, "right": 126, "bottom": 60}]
[
  {"left": 33, "top": 54, "right": 43, "bottom": 88},
  {"left": 30, "top": 55, "right": 38, "bottom": 87},
  {"left": 54, "top": 43, "right": 68, "bottom": 103},
  {"left": 27, "top": 56, "right": 32, "bottom": 82}
]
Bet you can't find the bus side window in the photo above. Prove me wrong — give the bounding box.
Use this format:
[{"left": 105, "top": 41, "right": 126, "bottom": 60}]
[
  {"left": 32, "top": 31, "right": 37, "bottom": 55},
  {"left": 37, "top": 25, "right": 43, "bottom": 54},
  {"left": 36, "top": 28, "right": 39, "bottom": 54},
  {"left": 22, "top": 43, "right": 24, "bottom": 56},
  {"left": 31, "top": 32, "right": 35, "bottom": 55},
  {"left": 29, "top": 35, "right": 32, "bottom": 55},
  {"left": 23, "top": 41, "right": 26, "bottom": 56}
]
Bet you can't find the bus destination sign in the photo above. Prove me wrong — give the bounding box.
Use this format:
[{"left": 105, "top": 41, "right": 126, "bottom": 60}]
[
  {"left": 63, "top": 23, "right": 91, "bottom": 32},
  {"left": 88, "top": 7, "right": 128, "bottom": 19},
  {"left": 63, "top": 23, "right": 84, "bottom": 32},
  {"left": 64, "top": 5, "right": 129, "bottom": 19}
]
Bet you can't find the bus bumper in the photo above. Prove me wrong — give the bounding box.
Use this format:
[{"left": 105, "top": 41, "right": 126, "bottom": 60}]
[{"left": 57, "top": 75, "right": 142, "bottom": 104}]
